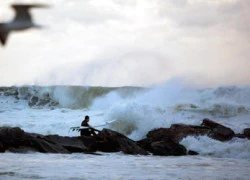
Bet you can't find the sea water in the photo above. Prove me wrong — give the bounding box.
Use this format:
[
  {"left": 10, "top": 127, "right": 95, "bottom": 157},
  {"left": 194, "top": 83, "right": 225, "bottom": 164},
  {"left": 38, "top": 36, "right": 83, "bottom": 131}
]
[{"left": 0, "top": 82, "right": 250, "bottom": 179}]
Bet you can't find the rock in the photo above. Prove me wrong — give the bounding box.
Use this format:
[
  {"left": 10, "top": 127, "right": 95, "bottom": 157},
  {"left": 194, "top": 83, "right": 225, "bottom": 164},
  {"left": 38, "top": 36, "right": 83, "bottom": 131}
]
[
  {"left": 0, "top": 127, "right": 148, "bottom": 155},
  {"left": 234, "top": 133, "right": 246, "bottom": 139},
  {"left": 150, "top": 139, "right": 187, "bottom": 156},
  {"left": 147, "top": 124, "right": 210, "bottom": 143},
  {"left": 0, "top": 87, "right": 18, "bottom": 97},
  {"left": 137, "top": 138, "right": 153, "bottom": 152},
  {"left": 201, "top": 119, "right": 235, "bottom": 141},
  {"left": 137, "top": 137, "right": 194, "bottom": 156},
  {"left": 0, "top": 127, "right": 31, "bottom": 152},
  {"left": 29, "top": 135, "right": 70, "bottom": 153},
  {"left": 0, "top": 127, "right": 72, "bottom": 153},
  {"left": 28, "top": 96, "right": 39, "bottom": 106},
  {"left": 45, "top": 135, "right": 92, "bottom": 152},
  {"left": 243, "top": 128, "right": 250, "bottom": 139},
  {"left": 188, "top": 150, "right": 199, "bottom": 155},
  {"left": 143, "top": 124, "right": 212, "bottom": 156},
  {"left": 0, "top": 127, "right": 27, "bottom": 152},
  {"left": 96, "top": 129, "right": 149, "bottom": 155},
  {"left": 0, "top": 142, "right": 4, "bottom": 152}
]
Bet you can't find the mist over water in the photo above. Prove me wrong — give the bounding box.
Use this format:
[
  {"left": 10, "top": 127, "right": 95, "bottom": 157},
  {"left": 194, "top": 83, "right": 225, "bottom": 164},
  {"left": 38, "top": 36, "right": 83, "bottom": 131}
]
[
  {"left": 1, "top": 1, "right": 250, "bottom": 179},
  {"left": 1, "top": 78, "right": 250, "bottom": 141},
  {"left": 0, "top": 0, "right": 250, "bottom": 87},
  {"left": 1, "top": 80, "right": 250, "bottom": 179}
]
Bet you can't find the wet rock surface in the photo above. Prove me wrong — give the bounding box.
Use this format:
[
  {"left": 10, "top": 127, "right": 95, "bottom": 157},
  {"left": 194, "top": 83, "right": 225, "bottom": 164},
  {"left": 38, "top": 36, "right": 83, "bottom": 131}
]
[
  {"left": 243, "top": 128, "right": 250, "bottom": 139},
  {"left": 0, "top": 119, "right": 248, "bottom": 156},
  {"left": 201, "top": 118, "right": 235, "bottom": 141}
]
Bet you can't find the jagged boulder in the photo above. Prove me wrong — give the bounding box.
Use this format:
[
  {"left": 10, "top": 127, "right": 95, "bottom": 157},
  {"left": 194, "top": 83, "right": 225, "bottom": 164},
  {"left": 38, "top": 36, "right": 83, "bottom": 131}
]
[
  {"left": 96, "top": 129, "right": 149, "bottom": 155},
  {"left": 234, "top": 133, "right": 246, "bottom": 139},
  {"left": 0, "top": 127, "right": 71, "bottom": 153},
  {"left": 243, "top": 128, "right": 250, "bottom": 139},
  {"left": 187, "top": 150, "right": 199, "bottom": 155},
  {"left": 27, "top": 135, "right": 69, "bottom": 153},
  {"left": 0, "top": 127, "right": 27, "bottom": 152},
  {"left": 140, "top": 124, "right": 211, "bottom": 156},
  {"left": 0, "top": 142, "right": 4, "bottom": 152},
  {"left": 150, "top": 139, "right": 187, "bottom": 156},
  {"left": 28, "top": 96, "right": 39, "bottom": 106},
  {"left": 201, "top": 119, "right": 235, "bottom": 141},
  {"left": 136, "top": 138, "right": 153, "bottom": 152},
  {"left": 137, "top": 136, "right": 196, "bottom": 156},
  {"left": 45, "top": 135, "right": 93, "bottom": 153},
  {"left": 147, "top": 124, "right": 210, "bottom": 143},
  {"left": 0, "top": 127, "right": 148, "bottom": 155}
]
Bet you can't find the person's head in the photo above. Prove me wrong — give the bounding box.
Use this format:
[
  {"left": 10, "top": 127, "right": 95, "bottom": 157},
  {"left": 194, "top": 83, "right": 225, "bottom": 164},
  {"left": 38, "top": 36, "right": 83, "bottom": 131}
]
[{"left": 84, "top": 115, "right": 89, "bottom": 122}]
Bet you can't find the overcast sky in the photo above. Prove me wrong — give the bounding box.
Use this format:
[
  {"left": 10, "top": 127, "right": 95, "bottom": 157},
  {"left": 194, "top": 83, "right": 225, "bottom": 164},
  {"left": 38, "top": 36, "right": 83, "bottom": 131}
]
[{"left": 0, "top": 0, "right": 249, "bottom": 87}]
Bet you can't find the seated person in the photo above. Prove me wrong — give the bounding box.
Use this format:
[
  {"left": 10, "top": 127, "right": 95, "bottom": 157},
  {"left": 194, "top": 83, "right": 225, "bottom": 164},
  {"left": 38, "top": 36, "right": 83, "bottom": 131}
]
[{"left": 80, "top": 115, "right": 98, "bottom": 136}]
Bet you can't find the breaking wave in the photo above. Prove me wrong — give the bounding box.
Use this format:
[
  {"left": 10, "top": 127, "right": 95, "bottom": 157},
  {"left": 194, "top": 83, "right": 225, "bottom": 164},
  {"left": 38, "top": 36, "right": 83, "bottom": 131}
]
[
  {"left": 1, "top": 83, "right": 250, "bottom": 140},
  {"left": 0, "top": 86, "right": 143, "bottom": 109}
]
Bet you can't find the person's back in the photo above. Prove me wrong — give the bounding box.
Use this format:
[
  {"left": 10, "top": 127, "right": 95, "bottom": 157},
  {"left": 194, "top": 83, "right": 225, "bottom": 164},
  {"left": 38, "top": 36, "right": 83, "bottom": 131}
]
[
  {"left": 80, "top": 115, "right": 97, "bottom": 136},
  {"left": 81, "top": 116, "right": 90, "bottom": 127}
]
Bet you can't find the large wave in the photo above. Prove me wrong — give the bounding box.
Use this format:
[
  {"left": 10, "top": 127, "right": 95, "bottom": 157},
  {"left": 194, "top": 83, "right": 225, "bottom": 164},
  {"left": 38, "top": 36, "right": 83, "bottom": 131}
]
[
  {"left": 1, "top": 83, "right": 250, "bottom": 138},
  {"left": 0, "top": 86, "right": 143, "bottom": 109},
  {"left": 88, "top": 81, "right": 250, "bottom": 139},
  {"left": 1, "top": 83, "right": 250, "bottom": 158}
]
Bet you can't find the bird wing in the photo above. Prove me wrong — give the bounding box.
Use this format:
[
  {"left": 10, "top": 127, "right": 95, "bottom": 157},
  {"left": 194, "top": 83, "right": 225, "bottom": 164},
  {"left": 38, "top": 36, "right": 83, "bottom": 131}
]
[
  {"left": 12, "top": 4, "right": 33, "bottom": 22},
  {"left": 11, "top": 4, "right": 49, "bottom": 23},
  {"left": 0, "top": 24, "right": 9, "bottom": 45}
]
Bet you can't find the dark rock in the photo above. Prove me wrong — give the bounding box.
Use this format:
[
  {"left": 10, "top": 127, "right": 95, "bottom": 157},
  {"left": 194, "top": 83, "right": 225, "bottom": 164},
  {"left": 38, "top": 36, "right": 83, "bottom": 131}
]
[
  {"left": 201, "top": 119, "right": 235, "bottom": 141},
  {"left": 28, "top": 135, "right": 69, "bottom": 153},
  {"left": 137, "top": 137, "right": 189, "bottom": 156},
  {"left": 147, "top": 124, "right": 210, "bottom": 143},
  {"left": 7, "top": 146, "right": 38, "bottom": 153},
  {"left": 0, "top": 126, "right": 25, "bottom": 139},
  {"left": 0, "top": 127, "right": 31, "bottom": 152},
  {"left": 0, "top": 127, "right": 148, "bottom": 155},
  {"left": 243, "top": 128, "right": 250, "bottom": 139},
  {"left": 28, "top": 96, "right": 39, "bottom": 106},
  {"left": 137, "top": 138, "right": 153, "bottom": 152},
  {"left": 0, "top": 142, "right": 4, "bottom": 152},
  {"left": 143, "top": 124, "right": 212, "bottom": 156},
  {"left": 45, "top": 135, "right": 92, "bottom": 152},
  {"left": 188, "top": 150, "right": 199, "bottom": 155},
  {"left": 96, "top": 129, "right": 149, "bottom": 155},
  {"left": 234, "top": 133, "right": 246, "bottom": 139},
  {"left": 150, "top": 139, "right": 187, "bottom": 156},
  {"left": 37, "top": 98, "right": 50, "bottom": 106},
  {"left": 0, "top": 127, "right": 70, "bottom": 153},
  {"left": 0, "top": 87, "right": 18, "bottom": 97}
]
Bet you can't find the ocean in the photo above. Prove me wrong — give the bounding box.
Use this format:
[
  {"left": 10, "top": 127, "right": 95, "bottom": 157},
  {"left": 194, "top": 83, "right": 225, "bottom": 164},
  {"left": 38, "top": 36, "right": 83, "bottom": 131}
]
[{"left": 0, "top": 82, "right": 250, "bottom": 179}]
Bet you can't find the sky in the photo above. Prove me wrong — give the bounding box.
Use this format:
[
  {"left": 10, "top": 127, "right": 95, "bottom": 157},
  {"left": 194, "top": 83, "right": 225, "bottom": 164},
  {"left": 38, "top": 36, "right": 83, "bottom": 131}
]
[{"left": 0, "top": 0, "right": 249, "bottom": 87}]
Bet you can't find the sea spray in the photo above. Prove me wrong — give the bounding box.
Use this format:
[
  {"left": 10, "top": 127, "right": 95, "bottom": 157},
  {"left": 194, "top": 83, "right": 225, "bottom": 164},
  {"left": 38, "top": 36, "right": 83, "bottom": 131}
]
[
  {"left": 89, "top": 82, "right": 250, "bottom": 140},
  {"left": 0, "top": 83, "right": 250, "bottom": 141},
  {"left": 181, "top": 136, "right": 250, "bottom": 159}
]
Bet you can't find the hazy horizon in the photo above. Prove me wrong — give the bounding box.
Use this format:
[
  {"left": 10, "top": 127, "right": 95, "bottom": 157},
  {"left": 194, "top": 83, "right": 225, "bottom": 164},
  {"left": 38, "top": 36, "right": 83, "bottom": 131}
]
[{"left": 0, "top": 0, "right": 249, "bottom": 87}]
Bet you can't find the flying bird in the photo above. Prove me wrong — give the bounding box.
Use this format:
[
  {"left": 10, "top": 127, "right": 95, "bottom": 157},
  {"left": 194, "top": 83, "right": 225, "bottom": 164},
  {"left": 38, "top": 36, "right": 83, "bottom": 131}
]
[{"left": 0, "top": 4, "right": 48, "bottom": 46}]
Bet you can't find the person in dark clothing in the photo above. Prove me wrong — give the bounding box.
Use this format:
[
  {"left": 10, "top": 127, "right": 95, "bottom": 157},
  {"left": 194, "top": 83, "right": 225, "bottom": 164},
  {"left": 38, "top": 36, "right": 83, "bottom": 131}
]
[{"left": 80, "top": 115, "right": 98, "bottom": 136}]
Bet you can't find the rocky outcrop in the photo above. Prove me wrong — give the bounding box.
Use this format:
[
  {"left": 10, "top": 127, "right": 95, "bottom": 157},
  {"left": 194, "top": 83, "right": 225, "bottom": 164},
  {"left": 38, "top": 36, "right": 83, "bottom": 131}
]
[
  {"left": 147, "top": 124, "right": 210, "bottom": 143},
  {"left": 137, "top": 124, "right": 207, "bottom": 156},
  {"left": 0, "top": 119, "right": 248, "bottom": 156},
  {"left": 0, "top": 127, "right": 70, "bottom": 153},
  {"left": 0, "top": 127, "right": 147, "bottom": 155},
  {"left": 201, "top": 119, "right": 235, "bottom": 141},
  {"left": 243, "top": 128, "right": 250, "bottom": 139},
  {"left": 150, "top": 139, "right": 187, "bottom": 156},
  {"left": 233, "top": 128, "right": 250, "bottom": 139},
  {"left": 95, "top": 129, "right": 148, "bottom": 155}
]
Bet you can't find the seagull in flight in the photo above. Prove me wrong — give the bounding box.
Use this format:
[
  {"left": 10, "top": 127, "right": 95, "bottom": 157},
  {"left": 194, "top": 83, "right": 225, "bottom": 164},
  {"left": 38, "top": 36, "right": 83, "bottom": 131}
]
[{"left": 0, "top": 4, "right": 48, "bottom": 46}]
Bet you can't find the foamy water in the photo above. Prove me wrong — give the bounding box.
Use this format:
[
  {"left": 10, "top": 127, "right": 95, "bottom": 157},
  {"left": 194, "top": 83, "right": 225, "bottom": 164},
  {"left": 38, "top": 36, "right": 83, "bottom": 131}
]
[
  {"left": 0, "top": 84, "right": 250, "bottom": 179},
  {"left": 0, "top": 153, "right": 249, "bottom": 180}
]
